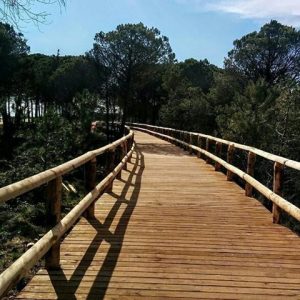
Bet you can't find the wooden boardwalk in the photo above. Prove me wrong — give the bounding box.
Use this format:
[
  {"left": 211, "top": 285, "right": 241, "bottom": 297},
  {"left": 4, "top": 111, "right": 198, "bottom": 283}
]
[{"left": 17, "top": 131, "right": 300, "bottom": 299}]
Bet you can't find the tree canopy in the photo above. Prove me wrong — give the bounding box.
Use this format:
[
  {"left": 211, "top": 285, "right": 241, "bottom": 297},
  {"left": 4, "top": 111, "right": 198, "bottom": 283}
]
[
  {"left": 89, "top": 22, "right": 175, "bottom": 129},
  {"left": 225, "top": 20, "right": 300, "bottom": 85},
  {"left": 0, "top": 22, "right": 28, "bottom": 96}
]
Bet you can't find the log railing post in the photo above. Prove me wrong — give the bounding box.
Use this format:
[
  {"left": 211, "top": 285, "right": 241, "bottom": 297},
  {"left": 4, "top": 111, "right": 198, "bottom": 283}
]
[
  {"left": 45, "top": 176, "right": 62, "bottom": 269},
  {"left": 127, "top": 138, "right": 132, "bottom": 163},
  {"left": 84, "top": 157, "right": 97, "bottom": 218},
  {"left": 189, "top": 133, "right": 193, "bottom": 154},
  {"left": 117, "top": 141, "right": 128, "bottom": 180},
  {"left": 106, "top": 149, "right": 116, "bottom": 192},
  {"left": 205, "top": 138, "right": 211, "bottom": 164},
  {"left": 215, "top": 142, "right": 222, "bottom": 171},
  {"left": 180, "top": 131, "right": 183, "bottom": 147},
  {"left": 273, "top": 162, "right": 284, "bottom": 224},
  {"left": 185, "top": 132, "right": 189, "bottom": 151},
  {"left": 117, "top": 144, "right": 123, "bottom": 179},
  {"left": 123, "top": 140, "right": 128, "bottom": 170},
  {"left": 227, "top": 144, "right": 235, "bottom": 181},
  {"left": 177, "top": 131, "right": 181, "bottom": 147},
  {"left": 245, "top": 151, "right": 256, "bottom": 197},
  {"left": 197, "top": 135, "right": 202, "bottom": 158},
  {"left": 129, "top": 134, "right": 134, "bottom": 161}
]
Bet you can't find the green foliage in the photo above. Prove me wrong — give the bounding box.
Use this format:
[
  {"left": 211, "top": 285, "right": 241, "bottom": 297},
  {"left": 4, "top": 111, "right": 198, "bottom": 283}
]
[
  {"left": 129, "top": 63, "right": 167, "bottom": 123},
  {"left": 91, "top": 22, "right": 174, "bottom": 73},
  {"left": 178, "top": 59, "right": 216, "bottom": 94},
  {"left": 24, "top": 54, "right": 60, "bottom": 103},
  {"left": 160, "top": 87, "right": 214, "bottom": 133},
  {"left": 0, "top": 92, "right": 107, "bottom": 274},
  {"left": 89, "top": 22, "right": 175, "bottom": 127},
  {"left": 225, "top": 20, "right": 300, "bottom": 84},
  {"left": 159, "top": 59, "right": 219, "bottom": 132},
  {"left": 50, "top": 56, "right": 99, "bottom": 108},
  {"left": 0, "top": 22, "right": 29, "bottom": 97},
  {"left": 216, "top": 79, "right": 280, "bottom": 147},
  {"left": 210, "top": 22, "right": 300, "bottom": 230}
]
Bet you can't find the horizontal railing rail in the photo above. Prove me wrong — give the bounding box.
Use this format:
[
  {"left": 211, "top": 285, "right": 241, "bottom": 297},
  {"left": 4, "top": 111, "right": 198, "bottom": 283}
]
[
  {"left": 129, "top": 123, "right": 300, "bottom": 225},
  {"left": 130, "top": 123, "right": 300, "bottom": 171},
  {"left": 0, "top": 127, "right": 135, "bottom": 297}
]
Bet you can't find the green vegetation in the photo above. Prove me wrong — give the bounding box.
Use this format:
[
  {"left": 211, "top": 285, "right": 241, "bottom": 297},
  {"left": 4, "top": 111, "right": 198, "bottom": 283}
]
[{"left": 1, "top": 19, "right": 300, "bottom": 285}]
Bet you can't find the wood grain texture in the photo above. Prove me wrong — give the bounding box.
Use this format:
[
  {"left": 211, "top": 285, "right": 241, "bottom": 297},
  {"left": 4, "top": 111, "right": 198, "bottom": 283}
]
[{"left": 17, "top": 131, "right": 300, "bottom": 299}]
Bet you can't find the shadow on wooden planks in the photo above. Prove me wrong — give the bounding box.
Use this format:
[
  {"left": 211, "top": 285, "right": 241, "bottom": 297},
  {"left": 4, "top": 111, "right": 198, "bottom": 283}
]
[{"left": 48, "top": 148, "right": 145, "bottom": 300}]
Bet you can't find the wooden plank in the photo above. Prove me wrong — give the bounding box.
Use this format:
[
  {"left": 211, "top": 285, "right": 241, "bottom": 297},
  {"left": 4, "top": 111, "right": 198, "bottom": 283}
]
[{"left": 16, "top": 131, "right": 300, "bottom": 299}]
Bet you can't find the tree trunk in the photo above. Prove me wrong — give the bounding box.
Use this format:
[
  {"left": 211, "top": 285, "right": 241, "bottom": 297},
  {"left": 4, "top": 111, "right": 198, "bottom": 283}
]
[
  {"left": 121, "top": 97, "right": 128, "bottom": 135},
  {"left": 14, "top": 95, "right": 22, "bottom": 130},
  {"left": 1, "top": 102, "right": 14, "bottom": 158}
]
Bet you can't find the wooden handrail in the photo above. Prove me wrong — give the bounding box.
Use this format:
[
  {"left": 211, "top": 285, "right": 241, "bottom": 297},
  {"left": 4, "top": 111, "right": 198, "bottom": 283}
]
[
  {"left": 0, "top": 130, "right": 133, "bottom": 204},
  {"left": 129, "top": 124, "right": 300, "bottom": 225},
  {"left": 130, "top": 123, "right": 300, "bottom": 171},
  {"left": 0, "top": 128, "right": 135, "bottom": 297}
]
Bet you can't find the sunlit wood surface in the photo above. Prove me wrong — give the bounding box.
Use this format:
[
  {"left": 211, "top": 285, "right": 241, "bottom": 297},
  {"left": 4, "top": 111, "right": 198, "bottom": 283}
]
[{"left": 17, "top": 131, "right": 300, "bottom": 299}]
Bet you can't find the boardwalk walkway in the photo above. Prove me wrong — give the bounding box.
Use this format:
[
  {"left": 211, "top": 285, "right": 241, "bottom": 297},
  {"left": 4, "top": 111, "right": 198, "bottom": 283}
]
[{"left": 17, "top": 131, "right": 300, "bottom": 299}]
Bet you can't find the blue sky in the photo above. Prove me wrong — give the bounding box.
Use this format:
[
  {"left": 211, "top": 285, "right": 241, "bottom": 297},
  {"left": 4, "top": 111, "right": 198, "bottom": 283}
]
[{"left": 19, "top": 0, "right": 300, "bottom": 67}]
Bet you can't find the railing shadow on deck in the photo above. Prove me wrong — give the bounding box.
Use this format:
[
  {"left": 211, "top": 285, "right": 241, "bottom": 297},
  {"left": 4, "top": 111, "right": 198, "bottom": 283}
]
[{"left": 48, "top": 147, "right": 145, "bottom": 300}]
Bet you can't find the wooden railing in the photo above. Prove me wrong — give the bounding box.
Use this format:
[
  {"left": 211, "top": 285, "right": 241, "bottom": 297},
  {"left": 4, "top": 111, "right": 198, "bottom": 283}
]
[
  {"left": 129, "top": 123, "right": 300, "bottom": 225},
  {"left": 0, "top": 127, "right": 135, "bottom": 297}
]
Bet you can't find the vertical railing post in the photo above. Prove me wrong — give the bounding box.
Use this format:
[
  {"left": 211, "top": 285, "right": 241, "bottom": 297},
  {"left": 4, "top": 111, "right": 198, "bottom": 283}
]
[
  {"left": 123, "top": 140, "right": 128, "bottom": 170},
  {"left": 273, "top": 162, "right": 284, "bottom": 224},
  {"left": 128, "top": 134, "right": 134, "bottom": 162},
  {"left": 106, "top": 149, "right": 116, "bottom": 192},
  {"left": 215, "top": 142, "right": 222, "bottom": 171},
  {"left": 180, "top": 131, "right": 183, "bottom": 148},
  {"left": 84, "top": 157, "right": 97, "bottom": 218},
  {"left": 116, "top": 141, "right": 128, "bottom": 180},
  {"left": 127, "top": 137, "right": 132, "bottom": 163},
  {"left": 179, "top": 131, "right": 183, "bottom": 148},
  {"left": 205, "top": 138, "right": 211, "bottom": 164},
  {"left": 184, "top": 132, "right": 188, "bottom": 150},
  {"left": 227, "top": 144, "right": 235, "bottom": 181},
  {"left": 197, "top": 135, "right": 202, "bottom": 158},
  {"left": 245, "top": 151, "right": 256, "bottom": 197},
  {"left": 116, "top": 144, "right": 122, "bottom": 180},
  {"left": 45, "top": 176, "right": 62, "bottom": 269},
  {"left": 185, "top": 132, "right": 189, "bottom": 151},
  {"left": 189, "top": 133, "right": 193, "bottom": 154},
  {"left": 176, "top": 131, "right": 181, "bottom": 147}
]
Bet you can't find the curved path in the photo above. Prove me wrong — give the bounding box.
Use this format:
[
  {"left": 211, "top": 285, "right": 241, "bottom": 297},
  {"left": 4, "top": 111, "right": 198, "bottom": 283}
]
[{"left": 17, "top": 130, "right": 300, "bottom": 299}]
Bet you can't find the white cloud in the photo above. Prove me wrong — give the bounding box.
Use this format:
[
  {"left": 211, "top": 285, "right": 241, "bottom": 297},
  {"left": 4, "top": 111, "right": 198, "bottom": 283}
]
[{"left": 176, "top": 0, "right": 300, "bottom": 26}]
